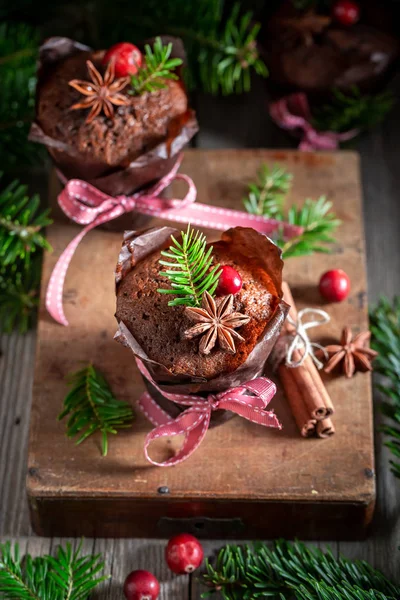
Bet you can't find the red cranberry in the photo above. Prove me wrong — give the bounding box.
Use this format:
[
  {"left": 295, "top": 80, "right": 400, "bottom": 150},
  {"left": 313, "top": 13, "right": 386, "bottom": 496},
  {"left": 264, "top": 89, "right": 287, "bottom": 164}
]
[
  {"left": 215, "top": 265, "right": 243, "bottom": 296},
  {"left": 319, "top": 269, "right": 350, "bottom": 302},
  {"left": 123, "top": 570, "right": 160, "bottom": 600},
  {"left": 332, "top": 0, "right": 360, "bottom": 26},
  {"left": 165, "top": 533, "right": 204, "bottom": 574},
  {"left": 103, "top": 42, "right": 143, "bottom": 78}
]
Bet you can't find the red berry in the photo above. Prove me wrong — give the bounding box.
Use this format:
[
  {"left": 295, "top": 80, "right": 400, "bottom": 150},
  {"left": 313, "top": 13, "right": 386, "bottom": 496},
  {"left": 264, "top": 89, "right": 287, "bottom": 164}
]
[
  {"left": 165, "top": 533, "right": 204, "bottom": 574},
  {"left": 103, "top": 42, "right": 143, "bottom": 78},
  {"left": 319, "top": 269, "right": 350, "bottom": 302},
  {"left": 123, "top": 570, "right": 160, "bottom": 600},
  {"left": 215, "top": 265, "right": 243, "bottom": 296},
  {"left": 332, "top": 0, "right": 360, "bottom": 26}
]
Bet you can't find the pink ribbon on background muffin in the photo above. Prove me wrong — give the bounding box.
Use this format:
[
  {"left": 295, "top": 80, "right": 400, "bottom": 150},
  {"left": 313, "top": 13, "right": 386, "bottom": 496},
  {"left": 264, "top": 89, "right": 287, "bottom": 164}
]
[
  {"left": 136, "top": 358, "right": 281, "bottom": 467},
  {"left": 46, "top": 155, "right": 302, "bottom": 326},
  {"left": 269, "top": 93, "right": 359, "bottom": 151}
]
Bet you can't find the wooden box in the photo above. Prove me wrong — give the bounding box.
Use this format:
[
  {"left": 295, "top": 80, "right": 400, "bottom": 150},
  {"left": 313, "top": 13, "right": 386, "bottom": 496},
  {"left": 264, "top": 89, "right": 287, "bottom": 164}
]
[{"left": 28, "top": 150, "right": 375, "bottom": 539}]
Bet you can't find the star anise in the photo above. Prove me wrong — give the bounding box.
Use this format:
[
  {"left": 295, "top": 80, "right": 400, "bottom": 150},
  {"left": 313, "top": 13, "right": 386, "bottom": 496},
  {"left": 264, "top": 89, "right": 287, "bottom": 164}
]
[
  {"left": 323, "top": 327, "right": 378, "bottom": 378},
  {"left": 68, "top": 60, "right": 130, "bottom": 124},
  {"left": 183, "top": 291, "right": 250, "bottom": 355}
]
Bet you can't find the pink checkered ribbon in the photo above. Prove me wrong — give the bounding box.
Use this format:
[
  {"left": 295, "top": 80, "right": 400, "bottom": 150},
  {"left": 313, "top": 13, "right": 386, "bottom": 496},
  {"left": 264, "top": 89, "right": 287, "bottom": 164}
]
[
  {"left": 46, "top": 154, "right": 302, "bottom": 326},
  {"left": 136, "top": 358, "right": 281, "bottom": 467},
  {"left": 269, "top": 93, "right": 359, "bottom": 151}
]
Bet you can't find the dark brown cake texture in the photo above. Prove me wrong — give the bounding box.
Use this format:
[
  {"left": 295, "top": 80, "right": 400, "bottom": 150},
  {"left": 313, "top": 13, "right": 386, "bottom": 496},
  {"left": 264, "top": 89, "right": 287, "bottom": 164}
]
[
  {"left": 262, "top": 0, "right": 399, "bottom": 97},
  {"left": 115, "top": 227, "right": 288, "bottom": 387},
  {"left": 29, "top": 37, "right": 198, "bottom": 196}
]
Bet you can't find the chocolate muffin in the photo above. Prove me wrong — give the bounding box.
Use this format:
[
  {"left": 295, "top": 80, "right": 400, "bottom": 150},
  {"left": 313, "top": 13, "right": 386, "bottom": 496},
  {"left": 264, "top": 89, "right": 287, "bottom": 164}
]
[
  {"left": 115, "top": 227, "right": 288, "bottom": 386},
  {"left": 36, "top": 50, "right": 188, "bottom": 175},
  {"left": 262, "top": 0, "right": 399, "bottom": 97},
  {"left": 29, "top": 37, "right": 198, "bottom": 195}
]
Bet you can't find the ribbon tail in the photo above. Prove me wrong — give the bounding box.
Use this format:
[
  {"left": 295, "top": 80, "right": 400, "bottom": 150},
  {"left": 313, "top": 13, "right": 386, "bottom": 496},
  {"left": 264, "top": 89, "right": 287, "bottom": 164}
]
[
  {"left": 219, "top": 398, "right": 282, "bottom": 429},
  {"left": 143, "top": 409, "right": 210, "bottom": 467},
  {"left": 45, "top": 225, "right": 94, "bottom": 326},
  {"left": 138, "top": 391, "right": 174, "bottom": 427}
]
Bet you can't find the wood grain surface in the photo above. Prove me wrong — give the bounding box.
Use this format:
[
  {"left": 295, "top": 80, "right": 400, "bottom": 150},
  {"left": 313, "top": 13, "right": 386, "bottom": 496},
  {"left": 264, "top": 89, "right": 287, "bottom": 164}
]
[
  {"left": 27, "top": 149, "right": 374, "bottom": 540},
  {"left": 1, "top": 77, "right": 400, "bottom": 596}
]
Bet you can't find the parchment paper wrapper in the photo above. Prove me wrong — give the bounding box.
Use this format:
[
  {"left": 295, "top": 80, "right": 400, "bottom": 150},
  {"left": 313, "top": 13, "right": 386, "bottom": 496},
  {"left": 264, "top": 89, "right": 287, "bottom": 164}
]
[
  {"left": 114, "top": 226, "right": 288, "bottom": 424},
  {"left": 29, "top": 36, "right": 199, "bottom": 229}
]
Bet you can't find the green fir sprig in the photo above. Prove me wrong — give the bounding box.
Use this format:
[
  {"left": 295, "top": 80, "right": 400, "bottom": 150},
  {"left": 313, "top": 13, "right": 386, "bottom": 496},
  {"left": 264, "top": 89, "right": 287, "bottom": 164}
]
[
  {"left": 243, "top": 164, "right": 292, "bottom": 217},
  {"left": 277, "top": 196, "right": 341, "bottom": 259},
  {"left": 370, "top": 296, "right": 400, "bottom": 478},
  {"left": 313, "top": 87, "right": 395, "bottom": 134},
  {"left": 0, "top": 177, "right": 51, "bottom": 267},
  {"left": 0, "top": 540, "right": 109, "bottom": 600},
  {"left": 157, "top": 226, "right": 221, "bottom": 307},
  {"left": 130, "top": 37, "right": 182, "bottom": 95},
  {"left": 196, "top": 3, "right": 268, "bottom": 95},
  {"left": 59, "top": 364, "right": 135, "bottom": 456},
  {"left": 0, "top": 22, "right": 45, "bottom": 169},
  {"left": 202, "top": 540, "right": 400, "bottom": 599},
  {"left": 243, "top": 164, "right": 340, "bottom": 258},
  {"left": 0, "top": 255, "right": 42, "bottom": 334}
]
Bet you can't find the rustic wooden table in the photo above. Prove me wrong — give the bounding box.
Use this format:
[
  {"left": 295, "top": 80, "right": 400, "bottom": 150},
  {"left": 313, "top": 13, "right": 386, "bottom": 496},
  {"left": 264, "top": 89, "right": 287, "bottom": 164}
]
[{"left": 1, "top": 77, "right": 400, "bottom": 597}]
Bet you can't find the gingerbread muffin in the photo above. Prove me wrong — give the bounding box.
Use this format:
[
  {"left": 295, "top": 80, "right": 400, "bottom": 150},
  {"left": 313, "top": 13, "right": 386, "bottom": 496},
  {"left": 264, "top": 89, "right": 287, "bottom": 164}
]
[
  {"left": 29, "top": 37, "right": 198, "bottom": 195},
  {"left": 115, "top": 226, "right": 288, "bottom": 393}
]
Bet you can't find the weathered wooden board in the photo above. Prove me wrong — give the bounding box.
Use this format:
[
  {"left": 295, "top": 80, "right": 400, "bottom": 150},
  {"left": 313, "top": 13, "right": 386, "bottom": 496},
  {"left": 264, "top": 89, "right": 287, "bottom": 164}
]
[{"left": 28, "top": 149, "right": 375, "bottom": 539}]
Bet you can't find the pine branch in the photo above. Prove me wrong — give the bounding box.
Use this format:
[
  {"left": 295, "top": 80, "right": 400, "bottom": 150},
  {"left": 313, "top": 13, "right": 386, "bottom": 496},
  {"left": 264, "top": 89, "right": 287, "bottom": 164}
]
[
  {"left": 195, "top": 3, "right": 268, "bottom": 95},
  {"left": 277, "top": 196, "right": 341, "bottom": 259},
  {"left": 157, "top": 225, "right": 221, "bottom": 307},
  {"left": 130, "top": 37, "right": 182, "bottom": 95},
  {"left": 0, "top": 177, "right": 52, "bottom": 267},
  {"left": 243, "top": 164, "right": 292, "bottom": 217},
  {"left": 242, "top": 164, "right": 340, "bottom": 258},
  {"left": 99, "top": 0, "right": 267, "bottom": 95},
  {"left": 0, "top": 540, "right": 108, "bottom": 600},
  {"left": 202, "top": 540, "right": 400, "bottom": 600},
  {"left": 0, "top": 22, "right": 45, "bottom": 169},
  {"left": 370, "top": 296, "right": 400, "bottom": 477},
  {"left": 0, "top": 256, "right": 42, "bottom": 334},
  {"left": 59, "top": 364, "right": 135, "bottom": 456},
  {"left": 313, "top": 87, "right": 395, "bottom": 134}
]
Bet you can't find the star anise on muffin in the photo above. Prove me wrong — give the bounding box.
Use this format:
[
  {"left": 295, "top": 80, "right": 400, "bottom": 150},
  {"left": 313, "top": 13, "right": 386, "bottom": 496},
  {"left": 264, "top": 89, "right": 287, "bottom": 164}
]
[
  {"left": 68, "top": 60, "right": 130, "bottom": 124},
  {"left": 323, "top": 326, "right": 378, "bottom": 378},
  {"left": 183, "top": 291, "right": 250, "bottom": 355}
]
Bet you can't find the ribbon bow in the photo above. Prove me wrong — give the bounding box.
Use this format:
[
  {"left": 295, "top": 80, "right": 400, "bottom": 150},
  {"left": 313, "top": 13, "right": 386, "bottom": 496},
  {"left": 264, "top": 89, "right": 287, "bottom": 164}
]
[
  {"left": 286, "top": 307, "right": 330, "bottom": 370},
  {"left": 47, "top": 154, "right": 303, "bottom": 326},
  {"left": 136, "top": 359, "right": 281, "bottom": 467},
  {"left": 269, "top": 93, "right": 359, "bottom": 151}
]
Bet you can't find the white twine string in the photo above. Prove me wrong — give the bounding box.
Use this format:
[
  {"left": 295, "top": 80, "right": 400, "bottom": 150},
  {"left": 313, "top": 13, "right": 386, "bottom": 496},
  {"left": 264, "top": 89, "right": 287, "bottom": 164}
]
[{"left": 286, "top": 308, "right": 330, "bottom": 370}]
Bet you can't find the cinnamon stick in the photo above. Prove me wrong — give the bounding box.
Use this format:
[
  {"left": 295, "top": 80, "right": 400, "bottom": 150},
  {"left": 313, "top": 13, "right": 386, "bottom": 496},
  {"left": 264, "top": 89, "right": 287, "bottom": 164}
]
[
  {"left": 281, "top": 282, "right": 334, "bottom": 420},
  {"left": 316, "top": 418, "right": 335, "bottom": 438},
  {"left": 278, "top": 364, "right": 317, "bottom": 437},
  {"left": 275, "top": 282, "right": 335, "bottom": 438}
]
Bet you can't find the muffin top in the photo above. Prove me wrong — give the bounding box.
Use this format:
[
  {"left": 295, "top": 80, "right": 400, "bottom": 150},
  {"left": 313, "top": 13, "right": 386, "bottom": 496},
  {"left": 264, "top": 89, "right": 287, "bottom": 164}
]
[
  {"left": 115, "top": 234, "right": 281, "bottom": 380},
  {"left": 37, "top": 50, "right": 188, "bottom": 168}
]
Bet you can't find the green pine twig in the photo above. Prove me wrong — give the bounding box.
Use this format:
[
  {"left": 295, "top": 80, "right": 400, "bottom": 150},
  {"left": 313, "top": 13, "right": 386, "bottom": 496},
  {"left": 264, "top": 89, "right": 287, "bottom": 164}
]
[
  {"left": 313, "top": 87, "right": 395, "bottom": 134},
  {"left": 0, "top": 177, "right": 52, "bottom": 267},
  {"left": 243, "top": 163, "right": 340, "bottom": 258},
  {"left": 202, "top": 540, "right": 400, "bottom": 599},
  {"left": 196, "top": 3, "right": 268, "bottom": 95},
  {"left": 277, "top": 196, "right": 341, "bottom": 259},
  {"left": 157, "top": 225, "right": 221, "bottom": 307},
  {"left": 243, "top": 163, "right": 292, "bottom": 218},
  {"left": 0, "top": 256, "right": 42, "bottom": 334},
  {"left": 370, "top": 296, "right": 400, "bottom": 477},
  {"left": 0, "top": 540, "right": 109, "bottom": 600},
  {"left": 130, "top": 37, "right": 182, "bottom": 95},
  {"left": 59, "top": 364, "right": 135, "bottom": 456},
  {"left": 0, "top": 22, "right": 45, "bottom": 169}
]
